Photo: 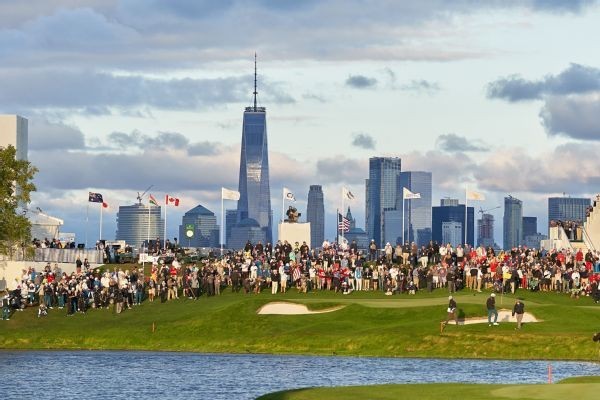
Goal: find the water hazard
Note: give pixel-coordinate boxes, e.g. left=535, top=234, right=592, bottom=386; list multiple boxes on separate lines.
left=0, top=351, right=598, bottom=399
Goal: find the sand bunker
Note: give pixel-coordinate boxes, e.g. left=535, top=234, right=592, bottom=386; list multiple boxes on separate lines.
left=446, top=309, right=540, bottom=326
left=257, top=302, right=344, bottom=315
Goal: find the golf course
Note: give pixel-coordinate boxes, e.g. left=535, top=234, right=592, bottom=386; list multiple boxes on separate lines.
left=256, top=376, right=600, bottom=400
left=1, top=273, right=598, bottom=361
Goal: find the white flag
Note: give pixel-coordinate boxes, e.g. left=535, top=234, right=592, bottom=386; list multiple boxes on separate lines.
left=403, top=187, right=421, bottom=199
left=343, top=187, right=355, bottom=200
left=222, top=187, right=240, bottom=201
left=466, top=190, right=485, bottom=201
left=283, top=187, right=296, bottom=202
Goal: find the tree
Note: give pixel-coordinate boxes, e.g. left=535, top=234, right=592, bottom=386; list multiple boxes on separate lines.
left=0, top=145, right=37, bottom=258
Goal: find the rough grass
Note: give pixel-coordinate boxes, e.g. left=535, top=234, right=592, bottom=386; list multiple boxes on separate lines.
left=0, top=287, right=598, bottom=360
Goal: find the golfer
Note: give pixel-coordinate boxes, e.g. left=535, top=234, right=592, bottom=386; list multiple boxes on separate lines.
left=487, top=293, right=499, bottom=326
left=512, top=299, right=525, bottom=330
left=444, top=295, right=458, bottom=326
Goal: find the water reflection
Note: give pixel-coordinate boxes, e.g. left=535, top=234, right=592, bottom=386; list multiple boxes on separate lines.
left=0, top=351, right=598, bottom=400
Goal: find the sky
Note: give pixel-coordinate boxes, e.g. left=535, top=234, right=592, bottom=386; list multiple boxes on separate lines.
left=2, top=0, right=600, bottom=247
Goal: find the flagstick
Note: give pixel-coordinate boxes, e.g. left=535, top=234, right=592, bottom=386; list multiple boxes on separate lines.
left=402, top=195, right=405, bottom=245
left=282, top=187, right=285, bottom=223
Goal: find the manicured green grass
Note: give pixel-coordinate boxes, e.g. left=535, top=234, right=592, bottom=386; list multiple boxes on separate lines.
left=1, top=286, right=598, bottom=360
left=256, top=377, right=600, bottom=400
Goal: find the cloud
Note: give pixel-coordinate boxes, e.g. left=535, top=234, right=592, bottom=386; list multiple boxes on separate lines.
left=540, top=94, right=600, bottom=140
left=487, top=63, right=600, bottom=102
left=29, top=119, right=86, bottom=150
left=435, top=133, right=488, bottom=153
left=398, top=79, right=441, bottom=94
left=0, top=69, right=295, bottom=113
left=315, top=157, right=368, bottom=184
left=351, top=133, right=376, bottom=149
left=345, top=75, right=377, bottom=89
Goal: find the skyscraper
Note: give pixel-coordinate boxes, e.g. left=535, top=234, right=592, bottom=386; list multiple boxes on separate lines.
left=306, top=185, right=324, bottom=248
left=399, top=171, right=432, bottom=246
left=432, top=200, right=474, bottom=245
left=366, top=157, right=401, bottom=247
left=0, top=115, right=28, bottom=161
left=477, top=213, right=495, bottom=247
left=116, top=203, right=163, bottom=249
left=178, top=204, right=220, bottom=248
left=235, top=54, right=272, bottom=245
left=522, top=216, right=537, bottom=238
left=503, top=196, right=523, bottom=249
left=548, top=197, right=590, bottom=226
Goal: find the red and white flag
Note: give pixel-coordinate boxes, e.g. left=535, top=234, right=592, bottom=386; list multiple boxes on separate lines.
left=166, top=195, right=180, bottom=206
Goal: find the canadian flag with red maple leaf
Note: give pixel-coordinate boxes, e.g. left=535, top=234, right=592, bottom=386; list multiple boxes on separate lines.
left=165, top=194, right=180, bottom=206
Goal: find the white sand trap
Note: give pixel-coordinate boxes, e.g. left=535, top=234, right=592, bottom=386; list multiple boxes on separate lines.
left=446, top=309, right=540, bottom=325
left=257, top=302, right=344, bottom=315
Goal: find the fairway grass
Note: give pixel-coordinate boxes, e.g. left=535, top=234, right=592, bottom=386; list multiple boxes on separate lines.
left=256, top=377, right=600, bottom=400
left=1, top=288, right=599, bottom=360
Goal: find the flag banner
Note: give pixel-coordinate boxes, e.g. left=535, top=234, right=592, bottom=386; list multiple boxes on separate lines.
left=149, top=194, right=159, bottom=206
left=338, top=213, right=350, bottom=232
left=466, top=190, right=485, bottom=201
left=102, top=202, right=108, bottom=209
left=222, top=187, right=240, bottom=201
left=403, top=187, right=421, bottom=199
left=88, top=192, right=103, bottom=203
left=283, top=187, right=296, bottom=202
left=343, top=187, right=355, bottom=200
left=166, top=194, right=180, bottom=206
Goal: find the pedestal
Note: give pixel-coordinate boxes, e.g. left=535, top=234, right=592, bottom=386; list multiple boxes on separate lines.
left=278, top=222, right=311, bottom=249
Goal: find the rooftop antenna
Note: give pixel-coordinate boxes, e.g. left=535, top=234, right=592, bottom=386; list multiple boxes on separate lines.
left=253, top=52, right=258, bottom=111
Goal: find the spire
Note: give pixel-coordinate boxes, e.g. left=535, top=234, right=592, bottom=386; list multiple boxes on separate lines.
left=253, top=52, right=258, bottom=111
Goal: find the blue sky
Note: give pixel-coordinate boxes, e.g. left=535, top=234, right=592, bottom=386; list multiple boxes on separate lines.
left=2, top=0, right=600, bottom=246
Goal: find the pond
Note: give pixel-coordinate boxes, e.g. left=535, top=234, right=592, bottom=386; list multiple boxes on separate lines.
left=0, top=351, right=598, bottom=399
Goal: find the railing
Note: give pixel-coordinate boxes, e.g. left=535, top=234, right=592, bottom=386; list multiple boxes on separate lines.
left=555, top=225, right=574, bottom=251
left=581, top=225, right=597, bottom=253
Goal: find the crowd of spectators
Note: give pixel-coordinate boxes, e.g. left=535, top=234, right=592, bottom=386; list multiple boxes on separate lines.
left=3, top=239, right=600, bottom=321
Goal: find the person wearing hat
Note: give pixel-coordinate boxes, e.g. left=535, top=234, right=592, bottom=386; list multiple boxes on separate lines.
left=487, top=293, right=499, bottom=326
left=444, top=295, right=458, bottom=326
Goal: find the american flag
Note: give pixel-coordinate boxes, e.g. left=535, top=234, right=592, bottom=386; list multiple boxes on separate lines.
left=338, top=213, right=350, bottom=233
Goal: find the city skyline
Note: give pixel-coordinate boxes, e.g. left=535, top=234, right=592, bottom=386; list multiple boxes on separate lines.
left=1, top=2, right=600, bottom=247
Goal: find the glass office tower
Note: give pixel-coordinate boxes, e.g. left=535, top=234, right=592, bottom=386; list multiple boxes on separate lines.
left=366, top=157, right=402, bottom=248
left=399, top=171, right=432, bottom=246
left=306, top=185, right=325, bottom=248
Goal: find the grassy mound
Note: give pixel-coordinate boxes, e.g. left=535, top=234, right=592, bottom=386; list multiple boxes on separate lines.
left=0, top=288, right=598, bottom=360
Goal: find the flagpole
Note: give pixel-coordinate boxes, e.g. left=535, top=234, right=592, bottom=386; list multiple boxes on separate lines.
left=164, top=196, right=167, bottom=251
left=341, top=188, right=345, bottom=242
left=99, top=203, right=103, bottom=241
left=85, top=202, right=89, bottom=249
left=282, top=187, right=285, bottom=223
left=464, top=186, right=468, bottom=246
left=221, top=190, right=224, bottom=256
left=402, top=195, right=405, bottom=245
left=336, top=208, right=339, bottom=245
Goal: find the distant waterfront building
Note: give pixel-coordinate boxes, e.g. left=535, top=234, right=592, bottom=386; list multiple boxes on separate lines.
left=0, top=114, right=28, bottom=161
left=524, top=233, right=547, bottom=249
left=503, top=196, right=523, bottom=249
left=399, top=171, right=432, bottom=246
left=442, top=221, right=462, bottom=248
left=306, top=185, right=325, bottom=248
left=432, top=199, right=474, bottom=246
left=228, top=218, right=267, bottom=251
left=477, top=213, right=495, bottom=247
left=116, top=203, right=163, bottom=249
left=235, top=55, right=273, bottom=244
left=225, top=209, right=237, bottom=248
left=344, top=207, right=370, bottom=250
left=440, top=198, right=459, bottom=207
left=548, top=197, right=590, bottom=226
left=366, top=157, right=402, bottom=247
left=178, top=204, right=220, bottom=248
left=522, top=216, right=537, bottom=238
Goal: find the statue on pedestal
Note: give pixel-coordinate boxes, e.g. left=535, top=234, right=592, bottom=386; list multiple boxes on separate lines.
left=285, top=205, right=301, bottom=223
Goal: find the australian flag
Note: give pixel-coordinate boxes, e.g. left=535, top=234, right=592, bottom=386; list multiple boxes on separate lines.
left=88, top=192, right=103, bottom=203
